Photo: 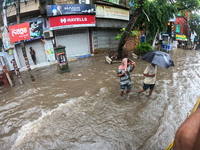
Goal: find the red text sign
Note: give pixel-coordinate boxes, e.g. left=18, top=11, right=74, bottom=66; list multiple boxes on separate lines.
left=9, top=22, right=30, bottom=43
left=49, top=15, right=95, bottom=30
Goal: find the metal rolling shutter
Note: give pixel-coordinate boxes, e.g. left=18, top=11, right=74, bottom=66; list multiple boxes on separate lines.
left=16, top=40, right=47, bottom=67
left=54, top=28, right=90, bottom=58
left=93, top=28, right=120, bottom=52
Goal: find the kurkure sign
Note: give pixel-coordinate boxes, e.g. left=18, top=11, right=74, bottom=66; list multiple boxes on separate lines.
left=9, top=22, right=30, bottom=43
left=176, top=34, right=187, bottom=41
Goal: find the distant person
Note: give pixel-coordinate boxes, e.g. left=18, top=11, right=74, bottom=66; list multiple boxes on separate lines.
left=117, top=58, right=136, bottom=96
left=53, top=5, right=63, bottom=16
left=30, top=47, right=36, bottom=65
left=138, top=63, right=157, bottom=97
left=174, top=108, right=200, bottom=150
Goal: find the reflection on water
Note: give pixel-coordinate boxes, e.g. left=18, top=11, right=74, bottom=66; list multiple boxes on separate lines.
left=1, top=48, right=200, bottom=150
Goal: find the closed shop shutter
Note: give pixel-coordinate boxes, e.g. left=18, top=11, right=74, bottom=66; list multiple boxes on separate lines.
left=16, top=40, right=47, bottom=67
left=93, top=28, right=120, bottom=52
left=54, top=28, right=90, bottom=58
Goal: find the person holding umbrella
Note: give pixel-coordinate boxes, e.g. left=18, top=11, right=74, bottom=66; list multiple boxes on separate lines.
left=138, top=50, right=174, bottom=97
left=138, top=63, right=157, bottom=97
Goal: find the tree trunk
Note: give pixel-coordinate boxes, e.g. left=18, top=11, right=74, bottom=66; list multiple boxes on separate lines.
left=16, top=0, right=35, bottom=83
left=117, top=0, right=145, bottom=59
left=20, top=41, right=35, bottom=82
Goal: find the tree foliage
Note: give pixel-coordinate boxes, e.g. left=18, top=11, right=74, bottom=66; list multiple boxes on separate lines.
left=135, top=42, right=153, bottom=56
left=188, top=13, right=200, bottom=38
left=168, top=0, right=200, bottom=11
left=131, top=0, right=177, bottom=44
left=117, top=0, right=200, bottom=57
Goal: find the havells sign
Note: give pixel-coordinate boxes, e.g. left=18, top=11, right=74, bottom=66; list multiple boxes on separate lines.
left=49, top=15, right=95, bottom=30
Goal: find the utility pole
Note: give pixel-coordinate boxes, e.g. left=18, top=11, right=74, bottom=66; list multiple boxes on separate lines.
left=16, top=0, right=35, bottom=82
left=2, top=0, right=23, bottom=85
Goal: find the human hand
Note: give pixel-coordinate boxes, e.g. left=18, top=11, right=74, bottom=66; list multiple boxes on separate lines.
left=133, top=62, right=136, bottom=67
left=131, top=61, right=136, bottom=66
left=174, top=109, right=200, bottom=150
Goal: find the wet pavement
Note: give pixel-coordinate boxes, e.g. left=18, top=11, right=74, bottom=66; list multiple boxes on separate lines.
left=1, top=48, right=200, bottom=150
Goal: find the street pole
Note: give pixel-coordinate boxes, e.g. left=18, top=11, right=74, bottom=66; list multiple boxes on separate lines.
left=2, top=0, right=23, bottom=85
left=16, top=0, right=35, bottom=82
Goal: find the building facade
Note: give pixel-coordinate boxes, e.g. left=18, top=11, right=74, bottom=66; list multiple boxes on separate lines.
left=174, top=12, right=190, bottom=42
left=2, top=0, right=130, bottom=69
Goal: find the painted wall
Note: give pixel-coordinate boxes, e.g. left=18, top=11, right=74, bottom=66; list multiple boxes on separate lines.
left=175, top=17, right=188, bottom=36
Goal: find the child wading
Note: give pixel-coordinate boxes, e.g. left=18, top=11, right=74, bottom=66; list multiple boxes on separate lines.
left=117, top=58, right=136, bottom=96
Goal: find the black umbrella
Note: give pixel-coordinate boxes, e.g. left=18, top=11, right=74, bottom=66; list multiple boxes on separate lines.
left=141, top=50, right=175, bottom=69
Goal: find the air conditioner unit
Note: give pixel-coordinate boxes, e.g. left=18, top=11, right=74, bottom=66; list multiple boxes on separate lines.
left=44, top=31, right=53, bottom=39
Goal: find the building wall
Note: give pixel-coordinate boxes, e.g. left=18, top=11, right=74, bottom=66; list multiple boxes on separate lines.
left=6, top=0, right=40, bottom=17
left=175, top=17, right=188, bottom=36
left=55, top=0, right=130, bottom=7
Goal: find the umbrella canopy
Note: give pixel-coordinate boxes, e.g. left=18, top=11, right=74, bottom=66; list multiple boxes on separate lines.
left=141, top=50, right=175, bottom=69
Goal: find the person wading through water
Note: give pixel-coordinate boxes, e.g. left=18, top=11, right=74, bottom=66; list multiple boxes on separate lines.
left=138, top=63, right=157, bottom=97
left=117, top=58, right=136, bottom=96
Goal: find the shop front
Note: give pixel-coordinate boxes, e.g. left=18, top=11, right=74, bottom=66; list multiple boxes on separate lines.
left=8, top=18, right=50, bottom=68
left=47, top=4, right=96, bottom=59
left=94, top=3, right=129, bottom=53
left=54, top=28, right=90, bottom=58
left=176, top=34, right=188, bottom=49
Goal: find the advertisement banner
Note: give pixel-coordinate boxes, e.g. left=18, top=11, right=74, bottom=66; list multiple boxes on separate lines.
left=176, top=34, right=187, bottom=41
left=44, top=39, right=55, bottom=62
left=12, top=21, right=44, bottom=45
left=46, top=4, right=96, bottom=17
left=9, top=22, right=30, bottom=43
left=49, top=15, right=95, bottom=30
left=96, top=5, right=129, bottom=21
left=30, top=21, right=43, bottom=39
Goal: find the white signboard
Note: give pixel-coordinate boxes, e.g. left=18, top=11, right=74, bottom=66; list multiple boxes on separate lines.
left=96, top=5, right=129, bottom=21
left=2, top=30, right=14, bottom=50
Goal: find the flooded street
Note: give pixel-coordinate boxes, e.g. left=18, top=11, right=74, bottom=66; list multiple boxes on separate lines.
left=1, top=48, right=200, bottom=150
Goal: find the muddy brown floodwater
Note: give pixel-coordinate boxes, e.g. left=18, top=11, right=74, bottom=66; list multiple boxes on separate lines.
left=1, top=48, right=200, bottom=150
